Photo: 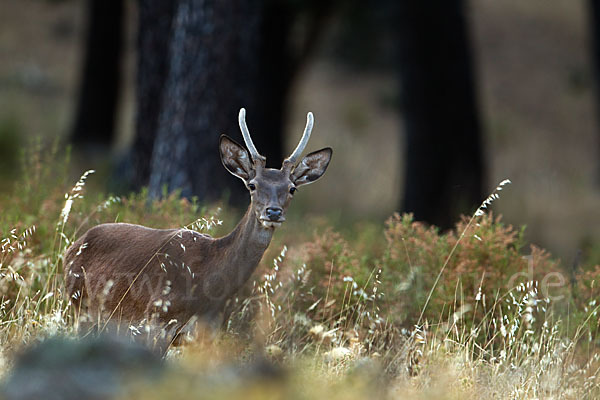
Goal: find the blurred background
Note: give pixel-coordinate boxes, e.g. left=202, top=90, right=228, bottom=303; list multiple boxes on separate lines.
left=0, top=0, right=598, bottom=261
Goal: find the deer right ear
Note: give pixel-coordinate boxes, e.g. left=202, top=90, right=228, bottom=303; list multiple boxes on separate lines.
left=219, top=135, right=254, bottom=180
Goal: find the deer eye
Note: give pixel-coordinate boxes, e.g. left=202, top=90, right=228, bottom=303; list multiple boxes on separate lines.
left=289, top=187, right=297, bottom=195
left=248, top=183, right=256, bottom=191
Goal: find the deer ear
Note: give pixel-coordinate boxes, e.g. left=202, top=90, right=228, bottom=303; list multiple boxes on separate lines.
left=220, top=135, right=254, bottom=180
left=291, top=148, right=332, bottom=187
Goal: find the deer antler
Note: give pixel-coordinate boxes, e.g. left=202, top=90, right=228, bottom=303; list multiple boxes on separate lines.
left=238, top=108, right=266, bottom=165
left=284, top=112, right=314, bottom=167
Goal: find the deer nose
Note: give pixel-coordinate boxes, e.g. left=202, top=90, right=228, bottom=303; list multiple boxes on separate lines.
left=266, top=207, right=283, bottom=221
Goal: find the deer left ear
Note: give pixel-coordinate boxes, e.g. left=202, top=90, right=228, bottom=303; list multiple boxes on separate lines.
left=291, top=148, right=332, bottom=187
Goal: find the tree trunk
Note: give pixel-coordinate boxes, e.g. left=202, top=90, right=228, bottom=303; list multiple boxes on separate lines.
left=251, top=0, right=334, bottom=166
left=129, top=0, right=332, bottom=200
left=147, top=0, right=261, bottom=201
left=128, top=0, right=177, bottom=189
left=71, top=0, right=124, bottom=149
left=588, top=0, right=600, bottom=185
left=396, top=0, right=485, bottom=230
left=248, top=2, right=294, bottom=167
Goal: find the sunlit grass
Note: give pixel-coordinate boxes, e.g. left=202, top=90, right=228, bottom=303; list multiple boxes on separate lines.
left=0, top=148, right=599, bottom=398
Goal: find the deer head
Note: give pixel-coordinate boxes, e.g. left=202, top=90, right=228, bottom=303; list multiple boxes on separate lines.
left=219, top=108, right=332, bottom=229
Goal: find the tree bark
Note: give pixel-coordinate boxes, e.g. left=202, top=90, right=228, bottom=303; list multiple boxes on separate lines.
left=248, top=1, right=293, bottom=167
left=129, top=0, right=333, bottom=200
left=396, top=0, right=485, bottom=229
left=71, top=0, right=124, bottom=149
left=129, top=0, right=177, bottom=189
left=251, top=0, right=334, bottom=167
left=588, top=0, right=600, bottom=185
left=147, top=0, right=261, bottom=201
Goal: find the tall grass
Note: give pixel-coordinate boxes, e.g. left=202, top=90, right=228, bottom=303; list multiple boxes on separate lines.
left=0, top=148, right=599, bottom=398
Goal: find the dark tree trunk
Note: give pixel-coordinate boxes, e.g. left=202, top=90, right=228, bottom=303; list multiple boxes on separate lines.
left=147, top=0, right=262, bottom=201
left=251, top=0, right=334, bottom=167
left=396, top=0, right=484, bottom=229
left=71, top=0, right=124, bottom=148
left=588, top=0, right=600, bottom=185
left=249, top=2, right=294, bottom=167
left=129, top=0, right=333, bottom=200
left=129, top=0, right=177, bottom=189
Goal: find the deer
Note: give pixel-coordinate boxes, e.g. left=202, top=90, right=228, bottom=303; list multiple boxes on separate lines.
left=64, top=108, right=332, bottom=352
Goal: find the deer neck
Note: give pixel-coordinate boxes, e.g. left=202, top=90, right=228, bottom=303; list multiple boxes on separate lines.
left=215, top=205, right=274, bottom=289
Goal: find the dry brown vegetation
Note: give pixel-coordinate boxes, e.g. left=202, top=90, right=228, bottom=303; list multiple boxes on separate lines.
left=0, top=150, right=599, bottom=399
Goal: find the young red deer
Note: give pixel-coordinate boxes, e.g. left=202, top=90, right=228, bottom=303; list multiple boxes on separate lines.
left=64, top=108, right=332, bottom=350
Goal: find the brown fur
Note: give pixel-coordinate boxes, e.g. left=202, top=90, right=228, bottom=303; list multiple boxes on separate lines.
left=64, top=207, right=272, bottom=334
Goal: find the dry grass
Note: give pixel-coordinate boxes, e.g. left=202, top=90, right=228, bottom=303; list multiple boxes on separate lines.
left=0, top=153, right=599, bottom=399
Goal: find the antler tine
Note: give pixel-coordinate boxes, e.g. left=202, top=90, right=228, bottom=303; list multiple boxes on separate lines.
left=285, top=112, right=314, bottom=166
left=239, top=108, right=266, bottom=164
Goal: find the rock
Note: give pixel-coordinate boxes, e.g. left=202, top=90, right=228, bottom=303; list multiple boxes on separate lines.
left=1, top=335, right=163, bottom=400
